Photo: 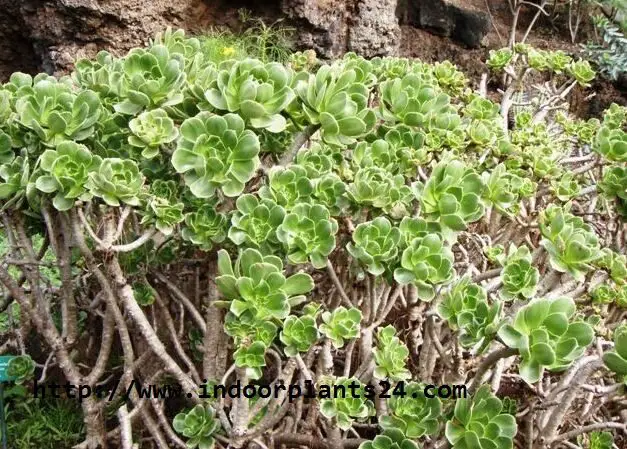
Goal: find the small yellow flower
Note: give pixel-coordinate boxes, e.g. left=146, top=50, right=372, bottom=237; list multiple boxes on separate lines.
left=222, top=47, right=236, bottom=57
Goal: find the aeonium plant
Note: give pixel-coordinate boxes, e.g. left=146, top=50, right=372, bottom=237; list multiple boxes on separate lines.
left=172, top=112, right=260, bottom=198
left=35, top=140, right=102, bottom=211
left=346, top=217, right=401, bottom=276
left=205, top=58, right=295, bottom=132
left=2, top=25, right=627, bottom=449
left=215, top=248, right=315, bottom=322
left=85, top=157, right=144, bottom=207
left=413, top=159, right=486, bottom=239
left=276, top=202, right=339, bottom=269
left=128, top=108, right=179, bottom=159
left=394, top=234, right=455, bottom=301
left=445, top=385, right=517, bottom=449
left=173, top=405, right=221, bottom=449
left=6, top=354, right=35, bottom=385
left=498, top=297, right=594, bottom=383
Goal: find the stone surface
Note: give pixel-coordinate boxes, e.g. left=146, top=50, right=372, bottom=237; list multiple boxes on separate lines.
left=0, top=0, right=226, bottom=79
left=281, top=0, right=351, bottom=59
left=281, top=0, right=402, bottom=59
left=0, top=0, right=489, bottom=81
left=349, top=0, right=400, bottom=57
left=399, top=0, right=491, bottom=48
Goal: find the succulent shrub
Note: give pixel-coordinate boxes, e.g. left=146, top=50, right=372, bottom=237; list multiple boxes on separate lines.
left=276, top=203, right=338, bottom=269
left=438, top=277, right=500, bottom=349
left=335, top=53, right=377, bottom=87
left=445, top=385, right=517, bottom=449
left=586, top=431, right=614, bottom=449
left=595, top=249, right=627, bottom=285
left=6, top=355, right=35, bottom=384
left=433, top=61, right=467, bottom=95
left=499, top=245, right=539, bottom=301
left=224, top=312, right=277, bottom=349
left=114, top=45, right=187, bottom=114
left=346, top=217, right=401, bottom=276
left=128, top=108, right=179, bottom=159
left=594, top=126, right=627, bottom=162
left=373, top=325, right=410, bottom=381
left=353, top=139, right=400, bottom=173
left=318, top=377, right=372, bottom=430
left=280, top=315, right=319, bottom=357
left=228, top=194, right=285, bottom=252
left=568, top=60, right=596, bottom=86
left=172, top=112, right=260, bottom=198
left=296, top=142, right=339, bottom=177
left=482, top=164, right=533, bottom=215
left=414, top=159, right=485, bottom=239
left=374, top=125, right=429, bottom=176
left=550, top=172, right=580, bottom=202
left=86, top=158, right=144, bottom=206
left=14, top=76, right=102, bottom=146
left=133, top=282, right=156, bottom=306
left=464, top=96, right=500, bottom=121
left=312, top=173, right=346, bottom=214
left=35, top=141, right=102, bottom=211
left=216, top=248, right=314, bottom=322
left=142, top=194, right=185, bottom=235
left=287, top=50, right=318, bottom=72
left=3, top=27, right=627, bottom=449
left=380, top=383, right=442, bottom=438
left=293, top=64, right=376, bottom=146
left=394, top=234, right=455, bottom=301
left=379, top=74, right=458, bottom=130
left=173, top=405, right=221, bottom=449
left=359, top=429, right=419, bottom=449
left=602, top=324, right=627, bottom=376
left=205, top=59, right=295, bottom=132
left=539, top=205, right=601, bottom=281
left=398, top=216, right=441, bottom=246
left=0, top=152, right=31, bottom=207
left=498, top=297, right=594, bottom=383
left=319, top=306, right=362, bottom=348
left=181, top=204, right=227, bottom=250
left=486, top=48, right=514, bottom=71
left=258, top=165, right=313, bottom=209
left=591, top=283, right=614, bottom=305
left=599, top=165, right=627, bottom=206
left=347, top=167, right=413, bottom=218
left=233, top=340, right=267, bottom=379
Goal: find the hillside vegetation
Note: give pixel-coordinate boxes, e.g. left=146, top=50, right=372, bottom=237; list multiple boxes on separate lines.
left=0, top=26, right=625, bottom=449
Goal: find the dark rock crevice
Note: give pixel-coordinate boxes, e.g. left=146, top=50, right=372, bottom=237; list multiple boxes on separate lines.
left=398, top=0, right=491, bottom=48
left=0, top=0, right=492, bottom=82
left=0, top=0, right=40, bottom=81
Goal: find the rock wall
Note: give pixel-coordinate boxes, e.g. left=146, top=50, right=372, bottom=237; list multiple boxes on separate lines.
left=0, top=0, right=490, bottom=80
left=398, top=0, right=491, bottom=48
left=282, top=0, right=401, bottom=59
left=0, top=0, right=229, bottom=79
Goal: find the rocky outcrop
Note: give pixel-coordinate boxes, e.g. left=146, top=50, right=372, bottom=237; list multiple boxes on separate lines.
left=350, top=0, right=400, bottom=57
left=1, top=0, right=401, bottom=77
left=399, top=0, right=491, bottom=48
left=0, top=0, right=490, bottom=81
left=0, top=0, right=228, bottom=78
left=281, top=0, right=400, bottom=59
left=281, top=0, right=351, bottom=58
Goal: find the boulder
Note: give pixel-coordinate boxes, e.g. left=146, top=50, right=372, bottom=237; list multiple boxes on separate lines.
left=281, top=0, right=401, bottom=58
left=399, top=0, right=491, bottom=48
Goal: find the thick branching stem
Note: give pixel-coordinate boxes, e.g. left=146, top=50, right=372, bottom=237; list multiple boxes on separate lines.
left=278, top=124, right=319, bottom=166
left=468, top=347, right=518, bottom=394
left=540, top=358, right=605, bottom=443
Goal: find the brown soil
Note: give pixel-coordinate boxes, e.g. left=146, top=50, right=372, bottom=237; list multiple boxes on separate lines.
left=399, top=0, right=627, bottom=116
